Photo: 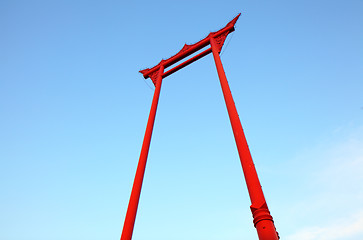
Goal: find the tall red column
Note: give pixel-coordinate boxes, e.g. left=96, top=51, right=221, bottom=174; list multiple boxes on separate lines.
left=120, top=66, right=164, bottom=240
left=210, top=37, right=279, bottom=240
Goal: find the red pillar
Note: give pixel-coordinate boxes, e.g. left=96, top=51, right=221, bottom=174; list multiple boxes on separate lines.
left=120, top=66, right=164, bottom=240
left=210, top=37, right=279, bottom=240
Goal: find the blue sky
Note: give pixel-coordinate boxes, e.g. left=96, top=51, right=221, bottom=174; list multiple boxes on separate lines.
left=1, top=1, right=362, bottom=240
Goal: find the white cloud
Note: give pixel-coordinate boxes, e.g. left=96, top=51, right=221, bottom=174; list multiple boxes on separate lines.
left=282, top=125, right=363, bottom=240
left=286, top=211, right=363, bottom=240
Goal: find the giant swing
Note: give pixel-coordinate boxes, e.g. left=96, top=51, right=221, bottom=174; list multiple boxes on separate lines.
left=120, top=14, right=279, bottom=240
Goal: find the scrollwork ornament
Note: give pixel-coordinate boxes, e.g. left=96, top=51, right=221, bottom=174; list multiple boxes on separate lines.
left=213, top=31, right=229, bottom=53
left=149, top=71, right=159, bottom=86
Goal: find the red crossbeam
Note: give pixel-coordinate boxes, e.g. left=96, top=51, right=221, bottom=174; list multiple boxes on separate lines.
left=140, top=13, right=241, bottom=85
left=162, top=47, right=212, bottom=78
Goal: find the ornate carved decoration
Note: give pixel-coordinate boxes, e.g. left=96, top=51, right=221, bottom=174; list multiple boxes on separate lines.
left=139, top=13, right=241, bottom=83
left=148, top=70, right=159, bottom=85
left=140, top=68, right=159, bottom=86
left=213, top=31, right=229, bottom=53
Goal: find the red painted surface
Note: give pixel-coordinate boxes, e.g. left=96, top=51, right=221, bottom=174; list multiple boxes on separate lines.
left=210, top=37, right=279, bottom=240
left=121, top=13, right=279, bottom=240
left=140, top=13, right=241, bottom=84
left=120, top=66, right=164, bottom=240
